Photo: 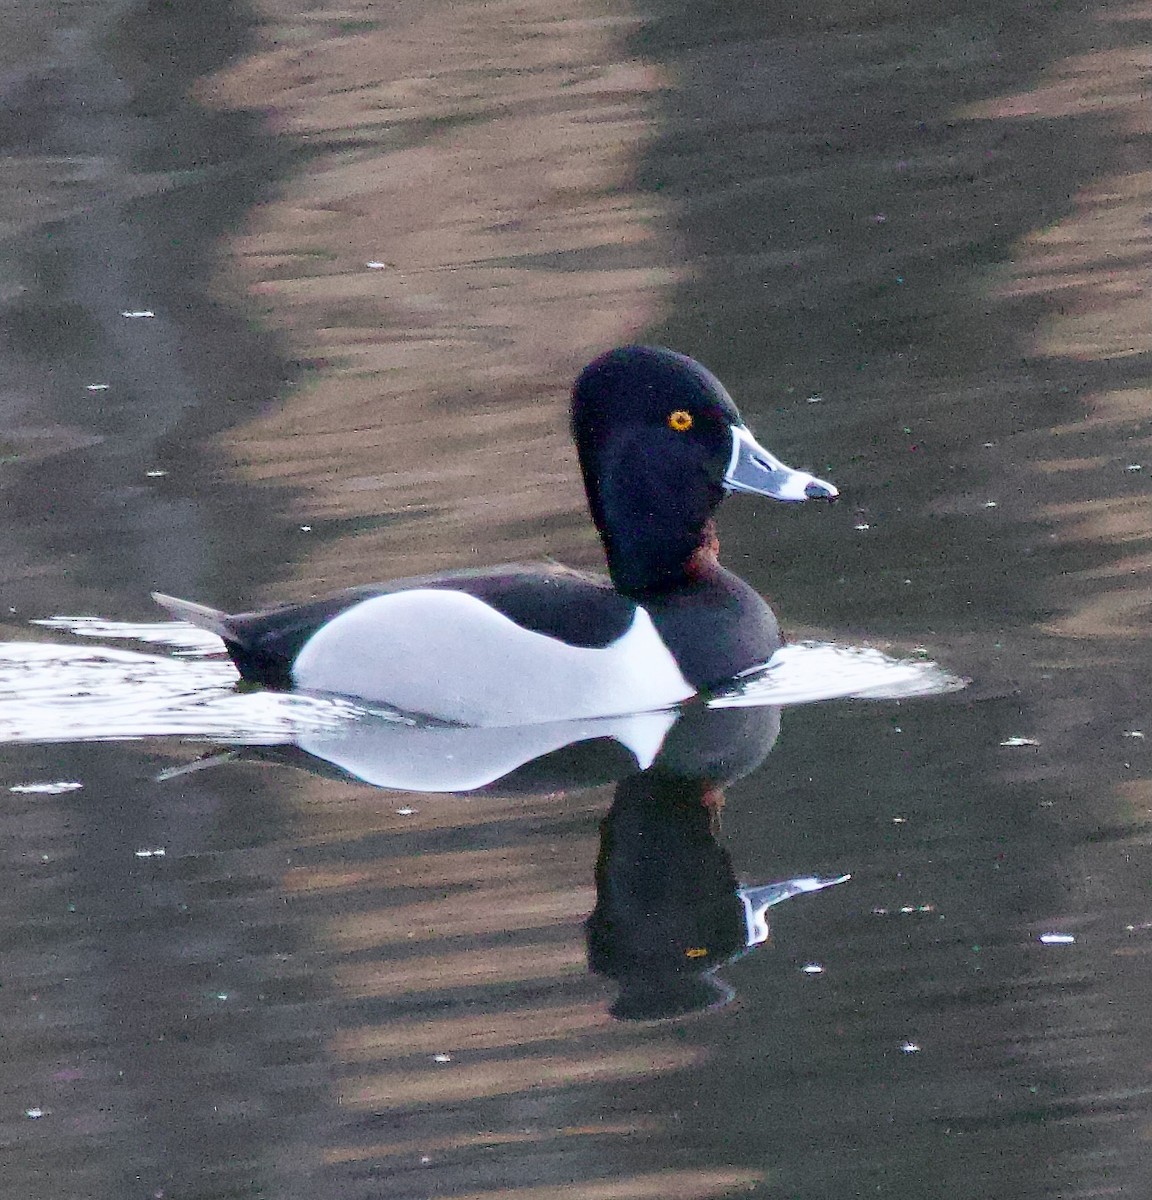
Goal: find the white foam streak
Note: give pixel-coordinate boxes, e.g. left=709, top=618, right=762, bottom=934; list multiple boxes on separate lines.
left=0, top=642, right=354, bottom=745
left=0, top=619, right=964, bottom=750
left=710, top=641, right=966, bottom=708
left=33, top=616, right=225, bottom=656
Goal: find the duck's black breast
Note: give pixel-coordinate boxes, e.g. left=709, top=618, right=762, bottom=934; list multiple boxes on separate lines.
left=642, top=566, right=781, bottom=691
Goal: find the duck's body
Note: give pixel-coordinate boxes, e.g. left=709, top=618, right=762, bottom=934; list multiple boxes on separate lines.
left=155, top=559, right=778, bottom=726
left=154, top=346, right=835, bottom=726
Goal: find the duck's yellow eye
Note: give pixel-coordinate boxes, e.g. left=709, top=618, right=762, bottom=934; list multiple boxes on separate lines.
left=668, top=410, right=693, bottom=432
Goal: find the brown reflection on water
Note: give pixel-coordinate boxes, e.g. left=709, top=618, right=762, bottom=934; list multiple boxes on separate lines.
left=333, top=1004, right=610, bottom=1059
left=191, top=15, right=739, bottom=1186
left=412, top=1172, right=762, bottom=1200
left=277, top=779, right=746, bottom=1192
left=927, top=13, right=1152, bottom=1194
left=964, top=9, right=1152, bottom=647
left=201, top=0, right=678, bottom=594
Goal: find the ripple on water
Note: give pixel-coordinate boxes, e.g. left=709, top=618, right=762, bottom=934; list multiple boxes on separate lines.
left=1, top=618, right=965, bottom=750
left=710, top=640, right=967, bottom=708
left=0, top=636, right=357, bottom=745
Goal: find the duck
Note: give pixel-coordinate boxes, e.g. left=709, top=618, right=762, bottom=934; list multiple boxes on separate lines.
left=152, top=345, right=837, bottom=727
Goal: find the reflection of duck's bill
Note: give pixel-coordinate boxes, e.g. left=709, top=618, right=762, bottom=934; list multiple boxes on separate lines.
left=156, top=750, right=240, bottom=781
left=602, top=874, right=848, bottom=1021
left=724, top=424, right=838, bottom=502
left=740, top=874, right=851, bottom=947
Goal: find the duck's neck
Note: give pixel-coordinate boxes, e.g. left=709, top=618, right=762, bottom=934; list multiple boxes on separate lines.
left=684, top=519, right=721, bottom=583
left=580, top=432, right=724, bottom=595
left=603, top=517, right=722, bottom=596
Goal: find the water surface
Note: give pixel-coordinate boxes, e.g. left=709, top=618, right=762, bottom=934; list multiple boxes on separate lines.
left=2, top=1, right=1152, bottom=1198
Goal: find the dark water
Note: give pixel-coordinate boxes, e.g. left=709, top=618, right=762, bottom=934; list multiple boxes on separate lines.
left=2, top=1, right=1152, bottom=1198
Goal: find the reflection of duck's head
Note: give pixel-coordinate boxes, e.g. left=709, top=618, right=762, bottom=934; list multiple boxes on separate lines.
left=586, top=765, right=849, bottom=1022
left=586, top=772, right=746, bottom=1020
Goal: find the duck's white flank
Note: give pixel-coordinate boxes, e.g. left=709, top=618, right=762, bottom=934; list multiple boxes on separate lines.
left=290, top=588, right=694, bottom=725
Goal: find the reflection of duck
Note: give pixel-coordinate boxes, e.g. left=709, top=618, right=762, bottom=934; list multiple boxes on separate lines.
left=153, top=346, right=835, bottom=725
left=188, top=689, right=784, bottom=795
left=587, top=770, right=848, bottom=1021
left=167, top=680, right=844, bottom=1022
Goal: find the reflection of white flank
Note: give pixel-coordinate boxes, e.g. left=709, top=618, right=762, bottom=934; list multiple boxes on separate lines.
left=295, top=709, right=679, bottom=792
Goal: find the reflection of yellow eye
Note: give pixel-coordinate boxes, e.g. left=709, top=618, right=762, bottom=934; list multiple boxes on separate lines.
left=685, top=947, right=709, bottom=959
left=668, top=410, right=693, bottom=432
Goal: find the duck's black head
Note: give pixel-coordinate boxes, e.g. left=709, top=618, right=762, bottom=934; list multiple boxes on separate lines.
left=571, top=345, right=836, bottom=595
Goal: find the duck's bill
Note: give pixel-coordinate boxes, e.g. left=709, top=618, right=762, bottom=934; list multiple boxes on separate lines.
left=724, top=425, right=838, bottom=502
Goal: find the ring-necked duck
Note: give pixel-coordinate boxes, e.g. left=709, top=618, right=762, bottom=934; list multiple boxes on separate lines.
left=153, top=345, right=837, bottom=725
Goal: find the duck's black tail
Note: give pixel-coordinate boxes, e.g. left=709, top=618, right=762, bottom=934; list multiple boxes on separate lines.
left=151, top=591, right=297, bottom=688
left=151, top=592, right=236, bottom=641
